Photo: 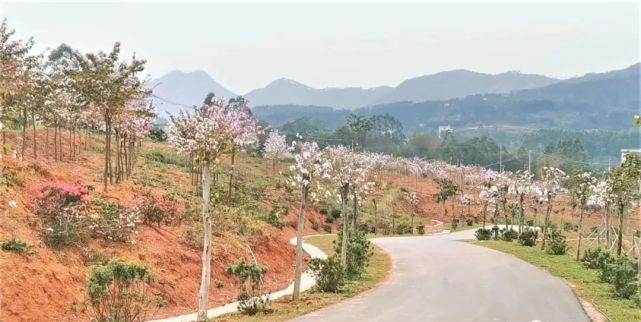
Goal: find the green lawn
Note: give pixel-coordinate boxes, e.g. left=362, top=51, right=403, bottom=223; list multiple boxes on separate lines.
left=216, top=234, right=391, bottom=321
left=467, top=240, right=641, bottom=322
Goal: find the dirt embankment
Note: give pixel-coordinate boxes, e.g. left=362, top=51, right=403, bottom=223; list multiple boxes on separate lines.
left=0, top=132, right=323, bottom=322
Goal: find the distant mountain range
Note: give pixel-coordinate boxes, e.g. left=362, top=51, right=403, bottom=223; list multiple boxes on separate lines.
left=150, top=68, right=560, bottom=114
left=252, top=63, right=641, bottom=131
left=149, top=70, right=237, bottom=116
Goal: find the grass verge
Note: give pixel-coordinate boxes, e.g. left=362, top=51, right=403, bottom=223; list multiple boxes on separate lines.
left=467, top=240, right=640, bottom=322
left=215, top=234, right=391, bottom=321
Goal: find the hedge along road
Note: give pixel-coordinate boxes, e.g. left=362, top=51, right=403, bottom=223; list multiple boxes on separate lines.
left=292, top=228, right=590, bottom=322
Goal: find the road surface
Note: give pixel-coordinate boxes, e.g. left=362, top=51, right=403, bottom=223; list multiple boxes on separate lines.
left=292, top=228, right=589, bottom=322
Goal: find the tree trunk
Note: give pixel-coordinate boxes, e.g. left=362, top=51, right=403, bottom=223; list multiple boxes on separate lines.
left=541, top=202, right=552, bottom=250
left=340, top=188, right=348, bottom=267
left=45, top=127, right=49, bottom=159
left=197, top=162, right=213, bottom=321
left=31, top=110, right=36, bottom=159
left=518, top=193, right=524, bottom=234
left=576, top=207, right=584, bottom=261
left=54, top=125, right=58, bottom=160
left=228, top=145, right=236, bottom=201
left=411, top=213, right=415, bottom=234
left=616, top=204, right=624, bottom=256
left=605, top=205, right=610, bottom=247
left=292, top=187, right=308, bottom=301
left=373, top=199, right=379, bottom=235
left=352, top=191, right=358, bottom=234
left=104, top=118, right=111, bottom=192
left=21, top=106, right=27, bottom=158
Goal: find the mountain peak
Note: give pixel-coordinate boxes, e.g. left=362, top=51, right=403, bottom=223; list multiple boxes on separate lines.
left=266, top=78, right=311, bottom=89
left=150, top=69, right=237, bottom=115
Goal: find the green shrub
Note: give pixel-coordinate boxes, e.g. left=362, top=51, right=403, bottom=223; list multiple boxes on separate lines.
left=225, top=258, right=270, bottom=315
left=582, top=248, right=615, bottom=270
left=311, top=219, right=320, bottom=231
left=143, top=150, right=187, bottom=167
left=518, top=229, right=538, bottom=247
left=1, top=239, right=36, bottom=256
left=309, top=255, right=344, bottom=292
left=491, top=225, right=501, bottom=240
left=182, top=225, right=203, bottom=250
left=526, top=219, right=534, bottom=227
left=600, top=256, right=639, bottom=298
left=89, top=198, right=140, bottom=243
left=322, top=223, right=332, bottom=233
left=546, top=230, right=569, bottom=255
left=41, top=204, right=88, bottom=248
left=261, top=209, right=284, bottom=229
left=563, top=222, right=578, bottom=232
left=451, top=217, right=459, bottom=231
left=148, top=128, right=167, bottom=142
left=319, top=208, right=328, bottom=216
left=634, top=288, right=641, bottom=308
left=330, top=208, right=341, bottom=219
left=335, top=227, right=373, bottom=279
left=475, top=228, right=492, bottom=240
left=500, top=228, right=518, bottom=242
left=324, top=214, right=335, bottom=224
left=87, top=259, right=163, bottom=322
left=465, top=217, right=474, bottom=226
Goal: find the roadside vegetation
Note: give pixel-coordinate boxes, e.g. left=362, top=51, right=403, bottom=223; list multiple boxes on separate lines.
left=469, top=240, right=641, bottom=322
left=216, top=234, right=391, bottom=322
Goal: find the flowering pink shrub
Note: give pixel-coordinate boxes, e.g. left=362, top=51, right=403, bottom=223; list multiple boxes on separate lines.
left=31, top=181, right=89, bottom=215
left=30, top=181, right=90, bottom=248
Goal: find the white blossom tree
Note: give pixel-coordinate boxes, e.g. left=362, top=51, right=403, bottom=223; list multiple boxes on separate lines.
left=224, top=96, right=259, bottom=200
left=508, top=170, right=533, bottom=234
left=288, top=140, right=331, bottom=300
left=263, top=129, right=289, bottom=173
left=538, top=167, right=567, bottom=251
left=168, top=99, right=237, bottom=321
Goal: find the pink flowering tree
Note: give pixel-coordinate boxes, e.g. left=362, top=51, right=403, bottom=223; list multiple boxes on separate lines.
left=224, top=96, right=260, bottom=200
left=508, top=170, right=533, bottom=234
left=538, top=167, right=567, bottom=250
left=168, top=100, right=236, bottom=321
left=288, top=140, right=332, bottom=300
left=587, top=179, right=613, bottom=246
left=326, top=145, right=361, bottom=265
left=263, top=129, right=289, bottom=174
left=478, top=183, right=498, bottom=229
left=112, top=97, right=155, bottom=182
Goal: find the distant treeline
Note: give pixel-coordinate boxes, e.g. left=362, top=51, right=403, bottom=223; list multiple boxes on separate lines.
left=273, top=114, right=639, bottom=174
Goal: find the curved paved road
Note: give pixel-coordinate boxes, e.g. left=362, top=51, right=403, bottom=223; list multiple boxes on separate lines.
left=292, top=229, right=589, bottom=322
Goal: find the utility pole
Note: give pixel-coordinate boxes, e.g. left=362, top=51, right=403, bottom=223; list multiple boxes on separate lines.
left=528, top=150, right=532, bottom=174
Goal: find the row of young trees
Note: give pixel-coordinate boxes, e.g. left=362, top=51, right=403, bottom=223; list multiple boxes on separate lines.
left=0, top=20, right=154, bottom=191
left=170, top=96, right=640, bottom=320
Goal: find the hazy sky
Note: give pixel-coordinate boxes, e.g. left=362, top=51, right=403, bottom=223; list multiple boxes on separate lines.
left=1, top=2, right=639, bottom=93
